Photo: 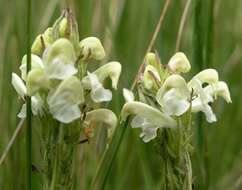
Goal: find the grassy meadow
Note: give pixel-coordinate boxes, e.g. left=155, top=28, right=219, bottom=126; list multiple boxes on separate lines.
left=0, top=0, right=242, bottom=189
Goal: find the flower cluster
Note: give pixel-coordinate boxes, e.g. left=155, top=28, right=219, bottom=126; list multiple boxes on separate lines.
left=12, top=10, right=121, bottom=138
left=121, top=52, right=231, bottom=142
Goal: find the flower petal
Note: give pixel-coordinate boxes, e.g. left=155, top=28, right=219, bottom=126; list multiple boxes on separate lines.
left=43, top=38, right=77, bottom=80
left=191, top=97, right=217, bottom=123
left=168, top=52, right=191, bottom=73
left=18, top=103, right=26, bottom=118
left=12, top=73, right=27, bottom=97
left=79, top=37, right=105, bottom=60
left=121, top=101, right=177, bottom=128
left=84, top=109, right=117, bottom=137
left=131, top=115, right=159, bottom=143
left=204, top=81, right=232, bottom=103
left=26, top=68, right=49, bottom=95
left=44, top=58, right=77, bottom=80
left=87, top=72, right=112, bottom=102
left=82, top=62, right=122, bottom=90
left=47, top=76, right=84, bottom=123
left=161, top=89, right=190, bottom=116
left=51, top=104, right=81, bottom=124
left=123, top=88, right=134, bottom=102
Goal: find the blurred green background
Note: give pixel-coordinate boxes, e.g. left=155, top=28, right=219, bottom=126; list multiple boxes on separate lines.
left=0, top=0, right=242, bottom=189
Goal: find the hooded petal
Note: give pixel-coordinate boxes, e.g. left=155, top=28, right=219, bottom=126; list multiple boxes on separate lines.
left=188, top=69, right=219, bottom=88
left=156, top=74, right=190, bottom=98
left=121, top=101, right=176, bottom=128
left=12, top=73, right=27, bottom=97
left=168, top=52, right=191, bottom=73
left=84, top=109, right=117, bottom=137
left=82, top=61, right=122, bottom=90
left=204, top=81, right=232, bottom=103
left=79, top=37, right=105, bottom=60
left=87, top=72, right=112, bottom=102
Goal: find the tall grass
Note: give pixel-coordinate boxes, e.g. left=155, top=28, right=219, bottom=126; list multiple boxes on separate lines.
left=0, top=0, right=242, bottom=189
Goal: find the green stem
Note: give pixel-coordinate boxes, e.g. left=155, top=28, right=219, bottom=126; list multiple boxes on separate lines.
left=90, top=118, right=130, bottom=190
left=26, top=0, right=32, bottom=189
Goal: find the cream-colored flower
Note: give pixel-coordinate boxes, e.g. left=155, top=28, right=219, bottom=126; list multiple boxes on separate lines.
left=168, top=52, right=191, bottom=73
left=79, top=37, right=105, bottom=60
left=84, top=109, right=117, bottom=138
left=121, top=101, right=176, bottom=142
left=156, top=74, right=190, bottom=116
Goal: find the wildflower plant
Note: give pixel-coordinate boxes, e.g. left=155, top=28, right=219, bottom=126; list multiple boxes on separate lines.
left=11, top=9, right=121, bottom=189
left=121, top=52, right=231, bottom=189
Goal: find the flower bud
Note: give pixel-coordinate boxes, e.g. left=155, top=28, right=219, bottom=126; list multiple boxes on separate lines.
left=31, top=35, right=43, bottom=56
left=143, top=65, right=160, bottom=90
left=31, top=28, right=54, bottom=56
left=79, top=37, right=105, bottom=60
left=52, top=9, right=80, bottom=50
left=168, top=52, right=191, bottom=73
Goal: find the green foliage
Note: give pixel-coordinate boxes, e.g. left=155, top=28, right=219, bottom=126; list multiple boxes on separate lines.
left=0, top=0, right=242, bottom=189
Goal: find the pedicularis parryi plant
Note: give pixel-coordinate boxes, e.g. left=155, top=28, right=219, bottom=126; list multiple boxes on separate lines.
left=121, top=52, right=231, bottom=189
left=11, top=9, right=231, bottom=190
left=12, top=10, right=121, bottom=189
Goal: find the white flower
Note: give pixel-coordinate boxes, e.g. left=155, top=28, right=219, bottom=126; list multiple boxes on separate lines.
left=191, top=81, right=232, bottom=123
left=17, top=95, right=44, bottom=118
left=121, top=101, right=176, bottom=142
left=168, top=52, right=191, bottom=73
left=43, top=38, right=77, bottom=80
left=19, top=54, right=44, bottom=81
left=123, top=88, right=134, bottom=102
left=47, top=76, right=84, bottom=123
left=79, top=37, right=105, bottom=60
left=12, top=73, right=27, bottom=98
left=82, top=61, right=122, bottom=90
left=87, top=72, right=112, bottom=102
left=84, top=109, right=117, bottom=138
left=156, top=74, right=190, bottom=116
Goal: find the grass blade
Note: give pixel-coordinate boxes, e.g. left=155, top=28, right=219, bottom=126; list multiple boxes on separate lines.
left=26, top=0, right=32, bottom=189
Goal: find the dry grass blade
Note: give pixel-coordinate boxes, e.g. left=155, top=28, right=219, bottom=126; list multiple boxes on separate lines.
left=0, top=119, right=25, bottom=166
left=175, top=0, right=192, bottom=52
